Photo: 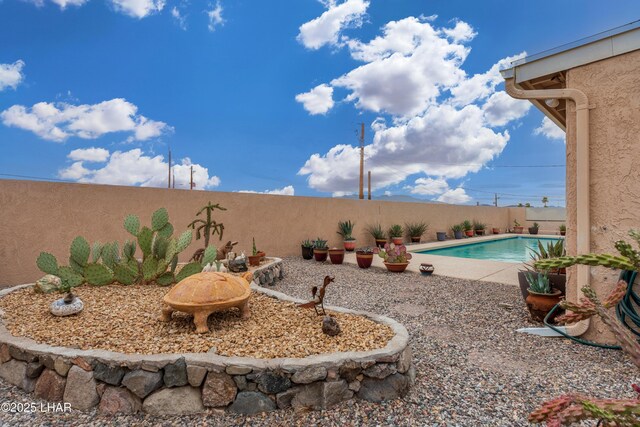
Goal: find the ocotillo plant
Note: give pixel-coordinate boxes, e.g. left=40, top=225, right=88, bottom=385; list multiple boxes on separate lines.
left=188, top=202, right=226, bottom=262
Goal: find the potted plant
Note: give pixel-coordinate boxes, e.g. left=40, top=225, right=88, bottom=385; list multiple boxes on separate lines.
left=462, top=220, right=473, bottom=237
left=337, top=220, right=356, bottom=251
left=513, top=219, right=524, bottom=234
left=406, top=222, right=428, bottom=243
left=355, top=247, right=374, bottom=269
left=492, top=227, right=500, bottom=234
left=248, top=237, right=261, bottom=267
left=313, top=238, right=328, bottom=262
left=366, top=223, right=387, bottom=248
left=389, top=224, right=404, bottom=245
left=373, top=243, right=412, bottom=273
left=524, top=271, right=562, bottom=322
left=518, top=239, right=566, bottom=301
left=452, top=224, right=464, bottom=239
left=559, top=224, right=566, bottom=236
left=529, top=222, right=540, bottom=235
left=328, top=247, right=345, bottom=264
left=301, top=239, right=314, bottom=260
left=436, top=231, right=447, bottom=241
left=473, top=220, right=486, bottom=236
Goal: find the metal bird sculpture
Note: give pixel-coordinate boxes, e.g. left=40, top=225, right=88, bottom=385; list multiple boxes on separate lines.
left=298, top=276, right=334, bottom=316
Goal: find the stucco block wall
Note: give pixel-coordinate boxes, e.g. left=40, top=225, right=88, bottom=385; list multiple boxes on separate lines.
left=566, top=49, right=640, bottom=343
left=0, top=180, right=519, bottom=286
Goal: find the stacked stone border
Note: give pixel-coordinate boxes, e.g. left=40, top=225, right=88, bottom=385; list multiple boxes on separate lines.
left=252, top=257, right=284, bottom=287
left=0, top=282, right=413, bottom=415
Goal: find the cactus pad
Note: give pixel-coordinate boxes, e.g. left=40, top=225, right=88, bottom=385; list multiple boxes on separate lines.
left=201, top=246, right=217, bottom=267
left=57, top=266, right=84, bottom=288
left=137, top=227, right=153, bottom=256
left=157, top=222, right=174, bottom=239
left=153, top=236, right=169, bottom=259
left=175, top=261, right=203, bottom=283
left=123, top=240, right=136, bottom=260
left=156, top=272, right=175, bottom=286
left=176, top=230, right=193, bottom=253
left=113, top=263, right=136, bottom=285
left=36, top=252, right=59, bottom=276
left=151, top=208, right=169, bottom=231
left=84, top=263, right=115, bottom=286
left=124, top=214, right=140, bottom=236
left=142, top=257, right=159, bottom=281
left=70, top=236, right=90, bottom=267
left=92, top=242, right=103, bottom=263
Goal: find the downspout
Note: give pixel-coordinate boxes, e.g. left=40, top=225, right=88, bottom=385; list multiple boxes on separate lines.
left=505, top=77, right=590, bottom=337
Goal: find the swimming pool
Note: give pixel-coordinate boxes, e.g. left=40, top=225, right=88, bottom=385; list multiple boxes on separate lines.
left=414, top=236, right=563, bottom=263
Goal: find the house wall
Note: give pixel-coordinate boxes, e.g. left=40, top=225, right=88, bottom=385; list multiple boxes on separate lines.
left=0, top=179, right=521, bottom=286
left=565, top=48, right=640, bottom=343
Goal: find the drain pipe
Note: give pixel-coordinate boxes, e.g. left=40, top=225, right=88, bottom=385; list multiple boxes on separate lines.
left=505, top=78, right=591, bottom=338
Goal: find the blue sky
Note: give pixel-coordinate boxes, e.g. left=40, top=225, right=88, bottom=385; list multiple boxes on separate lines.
left=0, top=0, right=637, bottom=206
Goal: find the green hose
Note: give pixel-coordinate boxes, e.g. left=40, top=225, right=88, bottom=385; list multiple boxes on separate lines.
left=542, top=270, right=638, bottom=350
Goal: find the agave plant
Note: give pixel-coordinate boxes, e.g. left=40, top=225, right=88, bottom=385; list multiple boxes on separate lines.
left=366, top=223, right=386, bottom=240
left=524, top=271, right=552, bottom=294
left=388, top=224, right=403, bottom=238
left=405, top=222, right=428, bottom=238
left=337, top=220, right=355, bottom=241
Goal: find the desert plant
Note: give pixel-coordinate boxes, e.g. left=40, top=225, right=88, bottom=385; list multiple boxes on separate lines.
left=514, top=219, right=521, bottom=227
left=451, top=223, right=464, bottom=232
left=542, top=196, right=549, bottom=207
left=337, top=220, right=355, bottom=241
left=472, top=220, right=486, bottom=231
left=188, top=202, right=226, bottom=262
left=524, top=271, right=552, bottom=294
left=462, top=220, right=472, bottom=232
left=388, top=224, right=403, bottom=238
left=406, top=222, right=428, bottom=238
left=366, top=223, right=386, bottom=240
left=313, top=238, right=328, bottom=249
left=373, top=243, right=412, bottom=264
left=355, top=247, right=374, bottom=254
left=559, top=224, right=566, bottom=232
left=531, top=239, right=566, bottom=262
left=301, top=239, right=313, bottom=248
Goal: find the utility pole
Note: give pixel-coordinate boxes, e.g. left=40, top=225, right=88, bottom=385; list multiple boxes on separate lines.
left=167, top=148, right=172, bottom=188
left=190, top=166, right=195, bottom=190
left=494, top=193, right=500, bottom=207
left=359, top=122, right=364, bottom=199
left=172, top=170, right=175, bottom=189
left=367, top=170, right=371, bottom=200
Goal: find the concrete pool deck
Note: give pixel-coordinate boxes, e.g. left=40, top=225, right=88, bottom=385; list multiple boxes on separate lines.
left=343, top=233, right=562, bottom=286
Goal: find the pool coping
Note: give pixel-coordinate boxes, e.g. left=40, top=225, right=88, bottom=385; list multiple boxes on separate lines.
left=344, top=234, right=563, bottom=286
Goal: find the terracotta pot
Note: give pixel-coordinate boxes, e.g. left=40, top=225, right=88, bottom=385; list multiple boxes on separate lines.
left=391, top=237, right=403, bottom=245
left=248, top=255, right=261, bottom=267
left=343, top=240, right=357, bottom=251
left=464, top=230, right=474, bottom=237
left=518, top=271, right=566, bottom=301
left=410, top=236, right=421, bottom=243
left=560, top=231, right=566, bottom=236
left=301, top=246, right=314, bottom=260
left=375, top=239, right=387, bottom=248
left=513, top=226, right=524, bottom=234
left=356, top=252, right=373, bottom=268
left=492, top=228, right=500, bottom=234
left=328, top=248, right=345, bottom=264
left=384, top=262, right=409, bottom=273
left=528, top=227, right=539, bottom=235
left=526, top=288, right=563, bottom=322
left=313, top=248, right=328, bottom=262
left=436, top=232, right=447, bottom=241
left=475, top=229, right=485, bottom=236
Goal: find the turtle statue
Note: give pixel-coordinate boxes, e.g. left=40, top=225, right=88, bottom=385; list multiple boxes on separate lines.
left=160, top=271, right=253, bottom=333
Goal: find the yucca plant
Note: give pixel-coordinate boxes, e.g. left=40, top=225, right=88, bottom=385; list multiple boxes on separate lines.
left=366, top=223, right=386, bottom=240
left=472, top=220, right=486, bottom=231
left=337, top=220, right=355, bottom=241
left=406, top=222, right=428, bottom=238
left=388, top=224, right=403, bottom=238
left=462, top=220, right=473, bottom=232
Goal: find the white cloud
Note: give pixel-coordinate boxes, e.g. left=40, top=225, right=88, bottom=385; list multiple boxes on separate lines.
left=408, top=177, right=449, bottom=195
left=68, top=147, right=110, bottom=162
left=534, top=116, right=565, bottom=141
left=51, top=0, right=89, bottom=8
left=295, top=84, right=334, bottom=115
left=110, top=0, right=165, bottom=18
left=442, top=20, right=476, bottom=43
left=436, top=187, right=471, bottom=204
left=171, top=7, right=187, bottom=30
left=482, top=91, right=531, bottom=127
left=297, top=0, right=369, bottom=50
left=238, top=185, right=295, bottom=196
left=0, top=60, right=26, bottom=91
left=0, top=98, right=172, bottom=142
left=206, top=1, right=224, bottom=32
left=59, top=148, right=221, bottom=189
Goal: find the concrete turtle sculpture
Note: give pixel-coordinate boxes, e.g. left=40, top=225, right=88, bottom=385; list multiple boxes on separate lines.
left=160, top=271, right=253, bottom=333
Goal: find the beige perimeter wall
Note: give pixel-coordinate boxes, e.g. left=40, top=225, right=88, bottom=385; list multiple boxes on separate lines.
left=0, top=179, right=519, bottom=286
left=565, top=49, right=640, bottom=343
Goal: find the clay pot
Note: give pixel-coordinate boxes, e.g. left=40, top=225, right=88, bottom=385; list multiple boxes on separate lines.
left=313, top=248, right=328, bottom=262
left=391, top=237, right=403, bottom=245
left=410, top=236, right=421, bottom=243
left=375, top=239, right=387, bottom=248
left=356, top=252, right=373, bottom=268
left=257, top=251, right=266, bottom=260
left=436, top=232, right=447, bottom=241
left=328, top=248, right=345, bottom=264
left=528, top=227, right=539, bottom=235
left=248, top=255, right=261, bottom=267
left=526, top=288, right=563, bottom=322
left=464, top=230, right=474, bottom=237
left=518, top=271, right=566, bottom=301
left=513, top=226, right=524, bottom=234
left=301, top=246, right=314, bottom=260
left=384, top=262, right=409, bottom=273
left=475, top=229, right=485, bottom=236
left=492, top=228, right=500, bottom=234
left=560, top=231, right=566, bottom=236
left=343, top=240, right=357, bottom=251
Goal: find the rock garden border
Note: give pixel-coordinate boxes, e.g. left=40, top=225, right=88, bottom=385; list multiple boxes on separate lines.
left=0, top=280, right=413, bottom=416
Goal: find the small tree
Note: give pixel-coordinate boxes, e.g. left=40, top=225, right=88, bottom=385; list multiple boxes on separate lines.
left=542, top=196, right=549, bottom=207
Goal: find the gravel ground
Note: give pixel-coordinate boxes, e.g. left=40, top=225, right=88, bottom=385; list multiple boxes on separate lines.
left=0, top=257, right=637, bottom=426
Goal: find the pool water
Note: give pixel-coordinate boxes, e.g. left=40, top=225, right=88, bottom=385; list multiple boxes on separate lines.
left=415, top=236, right=563, bottom=263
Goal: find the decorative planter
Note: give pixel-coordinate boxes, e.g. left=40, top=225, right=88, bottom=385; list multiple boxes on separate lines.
left=391, top=237, right=403, bottom=245
left=375, top=239, right=387, bottom=248
left=356, top=252, right=373, bottom=269
left=517, top=271, right=566, bottom=301
left=343, top=240, right=357, bottom=252
left=257, top=251, right=266, bottom=260
left=313, top=248, right=328, bottom=262
left=248, top=255, right=261, bottom=267
left=328, top=248, right=345, bottom=264
left=475, top=229, right=485, bottom=236
left=301, top=246, right=314, bottom=260
left=513, top=226, right=524, bottom=234
left=436, top=232, right=447, bottom=241
left=419, top=263, right=434, bottom=275
left=453, top=231, right=463, bottom=239
left=464, top=230, right=474, bottom=238
left=528, top=227, right=539, bottom=235
left=492, top=228, right=500, bottom=234
left=560, top=231, right=566, bottom=236
left=383, top=262, right=409, bottom=273
left=410, top=236, right=421, bottom=243
left=526, top=288, right=563, bottom=322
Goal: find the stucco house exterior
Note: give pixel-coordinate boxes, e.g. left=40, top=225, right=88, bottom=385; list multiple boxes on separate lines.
left=501, top=21, right=640, bottom=343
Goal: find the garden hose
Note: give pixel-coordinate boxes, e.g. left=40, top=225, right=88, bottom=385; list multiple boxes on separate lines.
left=542, top=270, right=638, bottom=350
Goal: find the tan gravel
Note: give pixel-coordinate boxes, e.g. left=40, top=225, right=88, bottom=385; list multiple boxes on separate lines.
left=0, top=284, right=393, bottom=358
